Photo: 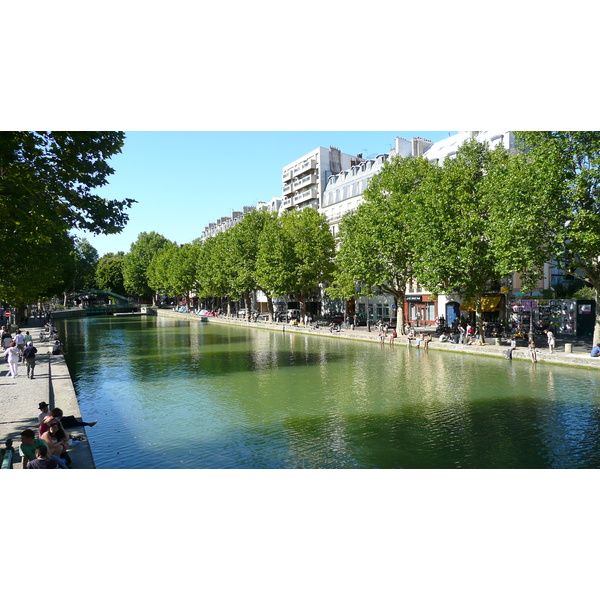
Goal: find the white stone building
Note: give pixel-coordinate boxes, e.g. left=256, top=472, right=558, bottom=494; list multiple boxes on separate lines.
left=280, top=147, right=358, bottom=214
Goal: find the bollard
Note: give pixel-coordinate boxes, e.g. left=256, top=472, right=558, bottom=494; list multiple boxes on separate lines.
left=495, top=337, right=500, bottom=346
left=564, top=343, right=573, bottom=353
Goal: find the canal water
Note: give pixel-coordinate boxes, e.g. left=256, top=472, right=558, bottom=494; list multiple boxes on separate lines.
left=59, top=316, right=600, bottom=468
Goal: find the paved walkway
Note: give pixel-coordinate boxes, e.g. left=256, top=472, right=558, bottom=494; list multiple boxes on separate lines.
left=0, top=326, right=95, bottom=469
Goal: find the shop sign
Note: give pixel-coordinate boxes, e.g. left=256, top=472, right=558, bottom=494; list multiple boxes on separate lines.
left=406, top=296, right=422, bottom=303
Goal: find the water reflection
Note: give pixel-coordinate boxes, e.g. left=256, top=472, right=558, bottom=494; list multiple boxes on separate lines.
left=60, top=317, right=600, bottom=469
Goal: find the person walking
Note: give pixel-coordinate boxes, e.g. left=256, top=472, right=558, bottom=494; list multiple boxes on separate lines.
left=14, top=329, right=25, bottom=360
left=23, top=341, right=38, bottom=378
left=544, top=329, right=555, bottom=354
left=4, top=340, right=20, bottom=377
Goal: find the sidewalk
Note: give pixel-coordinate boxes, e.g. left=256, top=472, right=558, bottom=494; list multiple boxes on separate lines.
left=0, top=326, right=95, bottom=469
left=158, top=310, right=600, bottom=370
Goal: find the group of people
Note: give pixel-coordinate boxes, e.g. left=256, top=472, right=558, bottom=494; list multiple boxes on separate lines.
left=19, top=401, right=98, bottom=469
left=2, top=327, right=38, bottom=378
left=437, top=323, right=483, bottom=345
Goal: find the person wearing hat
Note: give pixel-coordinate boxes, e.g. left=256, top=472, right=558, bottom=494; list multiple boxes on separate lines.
left=23, top=340, right=38, bottom=379
left=38, top=401, right=50, bottom=424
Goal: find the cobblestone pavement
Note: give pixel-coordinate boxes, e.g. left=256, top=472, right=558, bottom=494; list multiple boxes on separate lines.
left=0, top=326, right=95, bottom=469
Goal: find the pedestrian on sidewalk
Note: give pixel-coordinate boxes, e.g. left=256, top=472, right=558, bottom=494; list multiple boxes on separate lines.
left=23, top=341, right=37, bottom=378
left=4, top=340, right=20, bottom=377
left=14, top=329, right=25, bottom=360
left=544, top=329, right=555, bottom=354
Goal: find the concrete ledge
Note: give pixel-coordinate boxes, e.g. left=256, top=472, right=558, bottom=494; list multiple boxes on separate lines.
left=49, top=353, right=96, bottom=469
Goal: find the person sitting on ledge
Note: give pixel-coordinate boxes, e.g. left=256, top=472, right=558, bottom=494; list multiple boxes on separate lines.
left=591, top=344, right=600, bottom=357
left=39, top=407, right=97, bottom=437
left=19, top=429, right=49, bottom=468
left=26, top=444, right=67, bottom=469
left=40, top=419, right=71, bottom=466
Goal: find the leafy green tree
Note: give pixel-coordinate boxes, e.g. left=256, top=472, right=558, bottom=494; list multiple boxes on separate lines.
left=257, top=208, right=335, bottom=321
left=96, top=252, right=127, bottom=296
left=0, top=131, right=134, bottom=306
left=0, top=131, right=134, bottom=238
left=2, top=229, right=77, bottom=316
left=492, top=132, right=600, bottom=344
left=122, top=231, right=174, bottom=303
left=72, top=238, right=100, bottom=292
left=223, top=210, right=279, bottom=320
left=331, top=155, right=435, bottom=333
left=194, top=235, right=233, bottom=312
left=148, top=243, right=200, bottom=307
left=409, top=140, right=508, bottom=340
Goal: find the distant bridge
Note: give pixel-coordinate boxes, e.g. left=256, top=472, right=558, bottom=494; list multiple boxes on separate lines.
left=56, top=289, right=142, bottom=318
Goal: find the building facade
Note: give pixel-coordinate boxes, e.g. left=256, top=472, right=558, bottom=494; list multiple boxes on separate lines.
left=280, top=147, right=359, bottom=214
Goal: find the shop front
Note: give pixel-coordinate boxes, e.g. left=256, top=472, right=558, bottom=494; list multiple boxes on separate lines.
left=512, top=298, right=596, bottom=336
left=459, top=294, right=504, bottom=325
left=405, top=294, right=437, bottom=327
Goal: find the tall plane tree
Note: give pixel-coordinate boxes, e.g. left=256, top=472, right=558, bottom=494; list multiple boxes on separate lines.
left=409, top=139, right=508, bottom=341
left=491, top=132, right=600, bottom=345
left=332, top=155, right=435, bottom=333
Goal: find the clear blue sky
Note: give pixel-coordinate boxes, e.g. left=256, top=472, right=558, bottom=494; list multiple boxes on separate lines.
left=86, top=131, right=456, bottom=257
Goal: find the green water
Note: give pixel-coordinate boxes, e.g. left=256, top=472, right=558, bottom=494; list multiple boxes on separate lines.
left=59, top=316, right=600, bottom=468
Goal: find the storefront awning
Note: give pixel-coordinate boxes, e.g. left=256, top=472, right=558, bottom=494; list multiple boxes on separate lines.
left=460, top=295, right=502, bottom=312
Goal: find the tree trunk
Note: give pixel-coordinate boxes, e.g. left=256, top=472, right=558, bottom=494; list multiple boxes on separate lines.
left=244, top=293, right=252, bottom=320
left=266, top=294, right=275, bottom=323
left=594, top=287, right=600, bottom=347
left=395, top=291, right=406, bottom=335
left=474, top=295, right=486, bottom=345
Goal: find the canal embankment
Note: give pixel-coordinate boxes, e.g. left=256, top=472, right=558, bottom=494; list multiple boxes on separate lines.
left=157, top=308, right=600, bottom=371
left=0, top=326, right=95, bottom=469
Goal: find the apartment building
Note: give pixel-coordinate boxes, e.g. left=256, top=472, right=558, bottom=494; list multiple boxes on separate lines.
left=321, top=136, right=434, bottom=239
left=280, top=147, right=358, bottom=213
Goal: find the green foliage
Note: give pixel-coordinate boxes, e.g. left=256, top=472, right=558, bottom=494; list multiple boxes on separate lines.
left=0, top=230, right=77, bottom=304
left=122, top=231, right=174, bottom=300
left=257, top=208, right=335, bottom=309
left=0, top=131, right=135, bottom=238
left=0, top=131, right=135, bottom=305
left=71, top=238, right=100, bottom=292
left=332, top=155, right=436, bottom=329
left=96, top=252, right=126, bottom=295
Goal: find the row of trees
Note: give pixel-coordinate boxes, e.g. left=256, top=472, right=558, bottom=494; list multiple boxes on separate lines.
left=331, top=132, right=600, bottom=343
left=113, top=208, right=336, bottom=320
left=5, top=131, right=599, bottom=346
left=114, top=132, right=600, bottom=344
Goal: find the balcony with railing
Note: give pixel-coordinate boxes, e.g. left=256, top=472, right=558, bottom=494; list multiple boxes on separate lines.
left=282, top=182, right=294, bottom=196
left=294, top=187, right=318, bottom=204
left=282, top=168, right=292, bottom=182
left=293, top=173, right=317, bottom=191
left=293, top=158, right=316, bottom=177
